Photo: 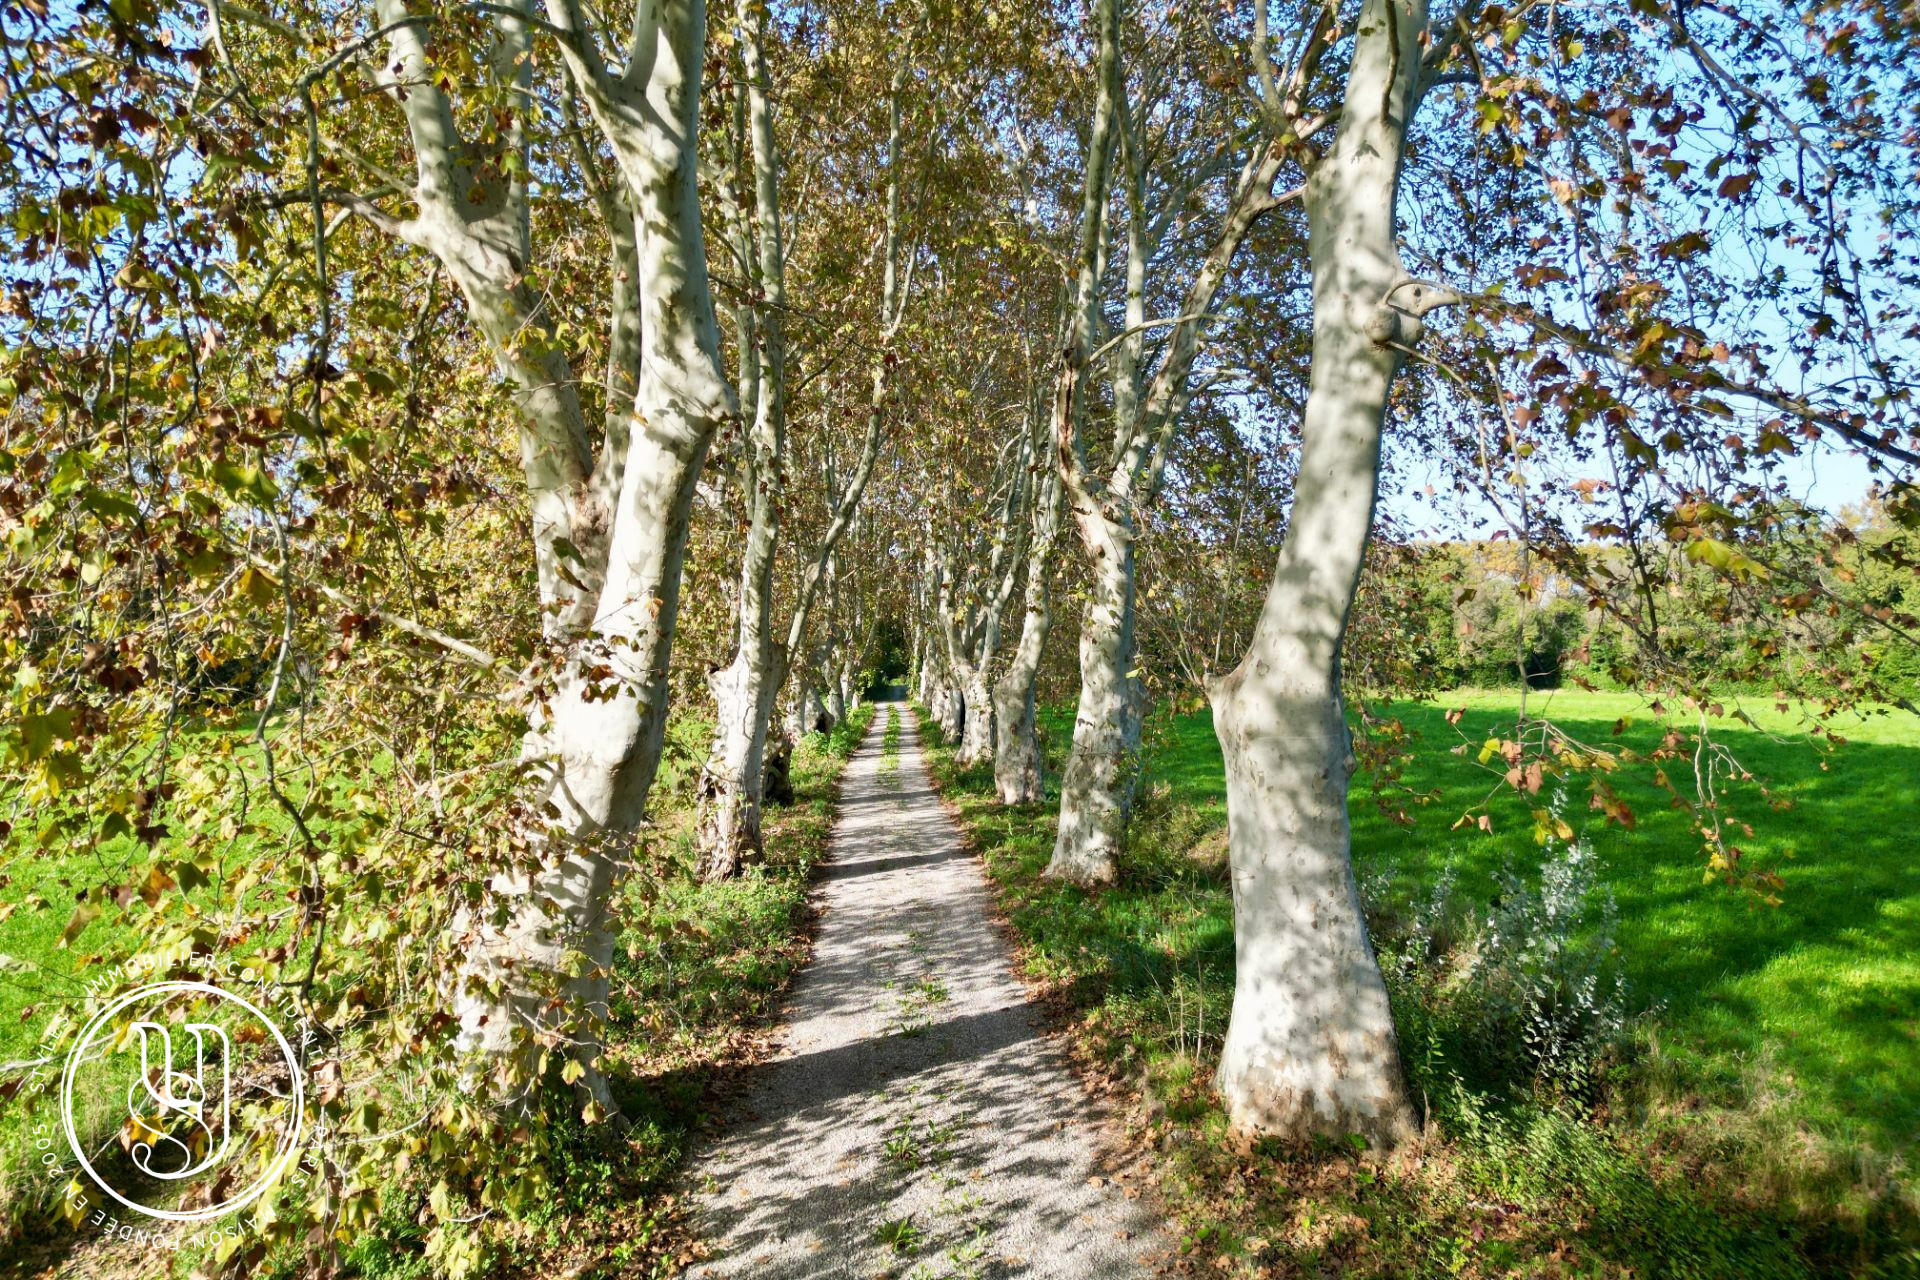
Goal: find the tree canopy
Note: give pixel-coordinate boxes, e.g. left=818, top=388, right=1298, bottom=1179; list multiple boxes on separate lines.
left=2, top=0, right=1916, bottom=1271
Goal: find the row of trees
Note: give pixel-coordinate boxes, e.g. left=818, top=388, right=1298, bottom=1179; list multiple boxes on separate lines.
left=898, top=0, right=1920, bottom=1138
left=4, top=0, right=1916, bottom=1260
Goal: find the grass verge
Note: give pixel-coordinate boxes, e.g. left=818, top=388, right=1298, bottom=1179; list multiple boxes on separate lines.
left=1, top=705, right=874, bottom=1280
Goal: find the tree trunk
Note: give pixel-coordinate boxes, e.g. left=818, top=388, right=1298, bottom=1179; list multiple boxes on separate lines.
left=1038, top=0, right=1129, bottom=882
left=934, top=678, right=964, bottom=745
left=957, top=666, right=994, bottom=765
left=697, top=0, right=788, bottom=881
left=1208, top=0, right=1424, bottom=1146
left=916, top=637, right=937, bottom=706
left=1040, top=0, right=1288, bottom=886
left=995, top=374, right=1065, bottom=804
left=454, top=0, right=737, bottom=1108
left=992, top=594, right=1048, bottom=801
left=763, top=729, right=795, bottom=806
left=698, top=642, right=782, bottom=880
left=1046, top=524, right=1140, bottom=884
left=786, top=674, right=812, bottom=737
left=458, top=411, right=723, bottom=1107
left=800, top=677, right=829, bottom=733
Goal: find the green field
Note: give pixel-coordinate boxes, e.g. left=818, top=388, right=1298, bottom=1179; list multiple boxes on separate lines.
left=930, top=689, right=1919, bottom=1276
left=1141, top=689, right=1920, bottom=1161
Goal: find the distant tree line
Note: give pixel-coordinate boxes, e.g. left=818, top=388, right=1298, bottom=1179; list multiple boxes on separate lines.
left=1342, top=497, right=1920, bottom=699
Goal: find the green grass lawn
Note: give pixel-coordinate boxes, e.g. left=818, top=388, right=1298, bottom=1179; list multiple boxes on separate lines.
left=933, top=690, right=1918, bottom=1276
left=1135, top=689, right=1920, bottom=1162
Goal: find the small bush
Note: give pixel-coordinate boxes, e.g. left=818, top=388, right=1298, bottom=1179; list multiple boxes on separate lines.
left=1369, top=800, right=1631, bottom=1101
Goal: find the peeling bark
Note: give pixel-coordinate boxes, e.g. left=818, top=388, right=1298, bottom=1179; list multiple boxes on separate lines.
left=434, top=0, right=738, bottom=1109
left=698, top=3, right=789, bottom=881
left=995, top=358, right=1066, bottom=803
left=1049, top=525, right=1142, bottom=883
left=1209, top=0, right=1425, bottom=1146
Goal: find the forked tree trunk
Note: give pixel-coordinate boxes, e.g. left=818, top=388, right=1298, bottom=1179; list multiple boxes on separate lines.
left=452, top=0, right=738, bottom=1108
left=1043, top=0, right=1289, bottom=885
left=1208, top=0, right=1426, bottom=1146
left=461, top=355, right=727, bottom=1106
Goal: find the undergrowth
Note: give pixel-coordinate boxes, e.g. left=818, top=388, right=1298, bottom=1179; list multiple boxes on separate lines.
left=300, top=705, right=875, bottom=1280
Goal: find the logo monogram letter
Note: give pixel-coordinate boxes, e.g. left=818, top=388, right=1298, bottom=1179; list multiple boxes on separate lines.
left=126, top=1022, right=231, bottom=1180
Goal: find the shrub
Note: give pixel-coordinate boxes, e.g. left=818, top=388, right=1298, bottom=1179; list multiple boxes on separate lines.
left=1368, top=800, right=1632, bottom=1101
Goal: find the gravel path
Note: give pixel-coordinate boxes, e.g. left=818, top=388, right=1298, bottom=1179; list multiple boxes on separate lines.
left=686, top=706, right=1169, bottom=1280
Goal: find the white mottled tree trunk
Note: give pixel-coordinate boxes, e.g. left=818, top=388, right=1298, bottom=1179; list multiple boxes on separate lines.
left=994, top=389, right=1065, bottom=803
left=698, top=2, right=789, bottom=880
left=950, top=522, right=1019, bottom=769
left=992, top=585, right=1050, bottom=801
left=700, top=642, right=784, bottom=878
left=934, top=669, right=965, bottom=744
left=442, top=0, right=737, bottom=1109
left=916, top=634, right=937, bottom=706
left=1209, top=0, right=1427, bottom=1146
left=1044, top=0, right=1290, bottom=886
left=1037, top=0, right=1125, bottom=879
left=1048, top=527, right=1141, bottom=883
left=957, top=665, right=995, bottom=764
left=925, top=548, right=967, bottom=743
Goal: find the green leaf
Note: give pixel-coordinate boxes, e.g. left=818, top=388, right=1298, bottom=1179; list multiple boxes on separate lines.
left=211, top=459, right=280, bottom=505
left=1684, top=537, right=1768, bottom=580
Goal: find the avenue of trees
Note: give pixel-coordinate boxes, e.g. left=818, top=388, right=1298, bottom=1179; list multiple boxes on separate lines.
left=1, top=0, right=1915, bottom=1268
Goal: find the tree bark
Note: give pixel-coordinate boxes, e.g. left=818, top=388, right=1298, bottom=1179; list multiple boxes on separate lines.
left=916, top=631, right=937, bottom=706
left=994, top=383, right=1066, bottom=803
left=957, top=665, right=995, bottom=764
left=1035, top=0, right=1124, bottom=879
left=1049, top=522, right=1142, bottom=883
left=1208, top=0, right=1424, bottom=1146
left=698, top=2, right=789, bottom=881
left=446, top=0, right=737, bottom=1109
left=1046, top=108, right=1287, bottom=884
left=950, top=516, right=1020, bottom=768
